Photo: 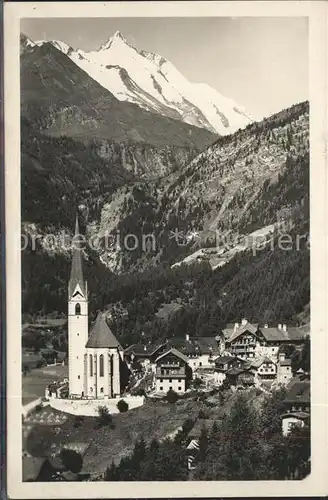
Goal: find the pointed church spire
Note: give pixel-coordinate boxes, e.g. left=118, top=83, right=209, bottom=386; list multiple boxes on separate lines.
left=69, top=213, right=86, bottom=298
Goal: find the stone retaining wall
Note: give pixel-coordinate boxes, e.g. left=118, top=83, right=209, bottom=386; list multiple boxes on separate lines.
left=49, top=395, right=145, bottom=416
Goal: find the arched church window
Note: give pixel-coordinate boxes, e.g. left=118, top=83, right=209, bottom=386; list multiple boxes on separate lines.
left=89, top=354, right=93, bottom=376
left=99, top=354, right=104, bottom=377
left=75, top=303, right=81, bottom=315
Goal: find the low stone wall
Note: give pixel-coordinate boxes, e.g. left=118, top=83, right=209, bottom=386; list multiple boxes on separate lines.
left=22, top=397, right=42, bottom=418
left=49, top=395, right=145, bottom=416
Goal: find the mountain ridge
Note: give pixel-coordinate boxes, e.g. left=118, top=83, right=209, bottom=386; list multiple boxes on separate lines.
left=23, top=31, right=253, bottom=135
left=20, top=34, right=217, bottom=149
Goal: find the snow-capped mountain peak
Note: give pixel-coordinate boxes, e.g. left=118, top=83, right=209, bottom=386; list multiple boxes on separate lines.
left=98, top=30, right=130, bottom=51
left=29, top=32, right=253, bottom=135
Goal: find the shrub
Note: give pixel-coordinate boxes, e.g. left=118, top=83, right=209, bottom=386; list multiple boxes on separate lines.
left=198, top=409, right=210, bottom=419
left=60, top=448, right=83, bottom=473
left=165, top=388, right=179, bottom=404
left=192, top=377, right=203, bottom=389
left=97, top=405, right=113, bottom=427
left=34, top=404, right=42, bottom=413
left=60, top=388, right=69, bottom=399
left=117, top=400, right=129, bottom=413
left=73, top=415, right=84, bottom=428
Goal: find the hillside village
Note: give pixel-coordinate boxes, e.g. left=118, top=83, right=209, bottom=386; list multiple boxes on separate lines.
left=23, top=282, right=310, bottom=482
left=20, top=22, right=310, bottom=486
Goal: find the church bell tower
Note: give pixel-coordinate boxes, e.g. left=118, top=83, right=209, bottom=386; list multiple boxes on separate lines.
left=68, top=215, right=88, bottom=397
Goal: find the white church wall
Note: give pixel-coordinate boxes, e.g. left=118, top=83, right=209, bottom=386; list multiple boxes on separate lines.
left=84, top=348, right=122, bottom=399
left=49, top=395, right=145, bottom=416
left=68, top=289, right=88, bottom=397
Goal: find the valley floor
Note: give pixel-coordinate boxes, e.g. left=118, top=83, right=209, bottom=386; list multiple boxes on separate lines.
left=22, top=365, right=68, bottom=405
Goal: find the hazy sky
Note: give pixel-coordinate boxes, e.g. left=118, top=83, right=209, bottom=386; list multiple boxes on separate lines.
left=21, top=17, right=308, bottom=119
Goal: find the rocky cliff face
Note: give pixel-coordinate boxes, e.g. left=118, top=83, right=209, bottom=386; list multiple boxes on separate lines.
left=93, top=102, right=309, bottom=273
left=91, top=139, right=198, bottom=179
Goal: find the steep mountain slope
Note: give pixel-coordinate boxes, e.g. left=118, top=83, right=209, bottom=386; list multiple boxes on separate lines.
left=21, top=120, right=200, bottom=228
left=20, top=34, right=216, bottom=149
left=27, top=31, right=253, bottom=135
left=22, top=102, right=309, bottom=342
left=93, top=102, right=309, bottom=272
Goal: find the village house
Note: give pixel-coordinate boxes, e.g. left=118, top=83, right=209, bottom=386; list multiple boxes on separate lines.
left=280, top=378, right=310, bottom=436
left=223, top=319, right=306, bottom=361
left=250, top=356, right=277, bottom=381
left=276, top=351, right=293, bottom=385
left=168, top=334, right=225, bottom=372
left=213, top=354, right=245, bottom=386
left=154, top=347, right=192, bottom=393
left=224, top=319, right=260, bottom=360
left=186, top=419, right=218, bottom=471
left=194, top=366, right=216, bottom=386
left=225, top=365, right=256, bottom=387
left=123, top=342, right=167, bottom=369
left=256, top=324, right=305, bottom=359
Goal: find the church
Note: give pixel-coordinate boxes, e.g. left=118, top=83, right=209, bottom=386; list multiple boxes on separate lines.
left=68, top=216, right=127, bottom=399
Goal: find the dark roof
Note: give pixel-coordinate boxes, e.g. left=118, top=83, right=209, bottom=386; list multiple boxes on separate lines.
left=69, top=215, right=86, bottom=298
left=222, top=328, right=235, bottom=340
left=284, top=379, right=310, bottom=404
left=124, top=343, right=165, bottom=356
left=23, top=456, right=47, bottom=481
left=86, top=313, right=122, bottom=349
left=260, top=326, right=305, bottom=342
left=155, top=347, right=189, bottom=364
left=168, top=336, right=220, bottom=355
left=214, top=354, right=236, bottom=365
left=226, top=322, right=259, bottom=343
left=280, top=359, right=292, bottom=366
left=281, top=411, right=310, bottom=420
left=195, top=366, right=215, bottom=374
left=226, top=367, right=245, bottom=376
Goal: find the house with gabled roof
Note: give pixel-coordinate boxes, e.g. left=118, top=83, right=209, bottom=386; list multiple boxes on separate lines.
left=256, top=323, right=305, bottom=359
left=167, top=333, right=225, bottom=372
left=223, top=319, right=307, bottom=362
left=186, top=419, right=218, bottom=470
left=249, top=355, right=277, bottom=380
left=225, top=319, right=262, bottom=360
left=281, top=377, right=310, bottom=435
left=213, top=354, right=246, bottom=385
left=276, top=351, right=293, bottom=384
left=123, top=342, right=167, bottom=368
left=154, top=347, right=192, bottom=393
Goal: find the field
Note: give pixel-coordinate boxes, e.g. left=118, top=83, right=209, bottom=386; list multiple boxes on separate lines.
left=22, top=364, right=68, bottom=405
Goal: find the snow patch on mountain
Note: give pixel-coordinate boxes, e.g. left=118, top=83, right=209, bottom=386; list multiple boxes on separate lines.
left=33, top=31, right=253, bottom=135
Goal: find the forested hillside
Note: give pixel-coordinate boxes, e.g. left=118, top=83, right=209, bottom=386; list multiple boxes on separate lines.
left=22, top=101, right=309, bottom=348
left=92, top=101, right=309, bottom=272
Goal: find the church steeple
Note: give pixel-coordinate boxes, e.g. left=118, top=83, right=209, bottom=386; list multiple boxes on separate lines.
left=69, top=214, right=86, bottom=298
